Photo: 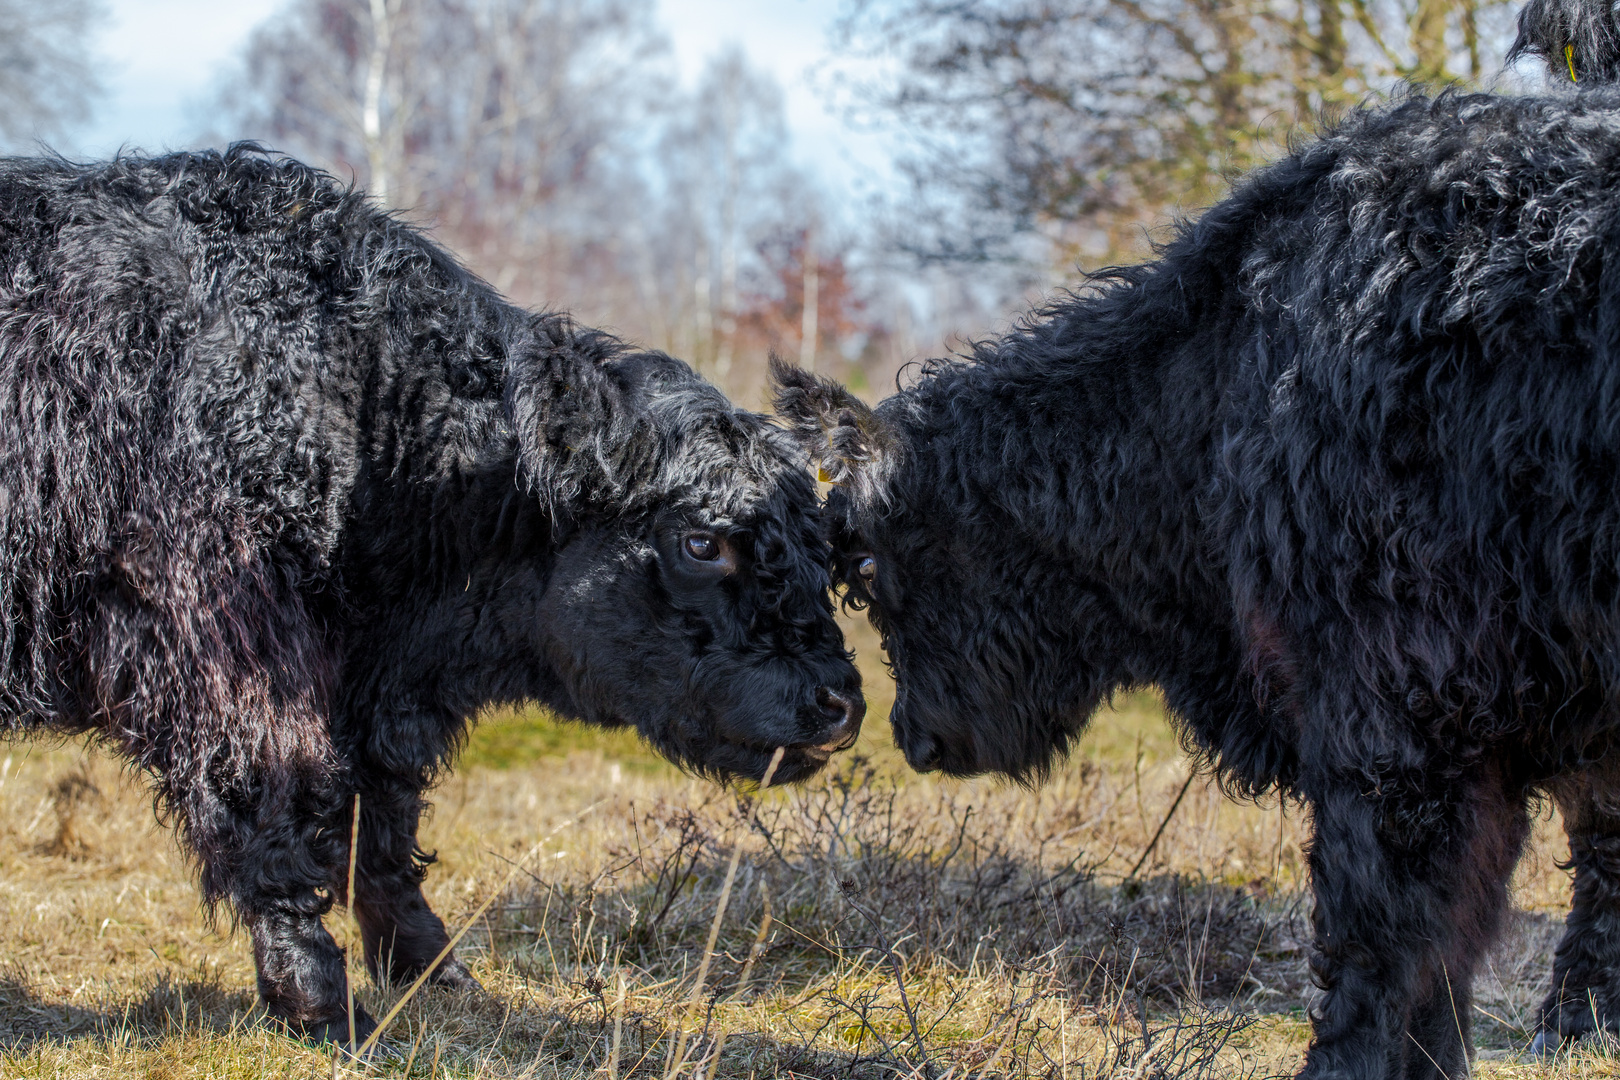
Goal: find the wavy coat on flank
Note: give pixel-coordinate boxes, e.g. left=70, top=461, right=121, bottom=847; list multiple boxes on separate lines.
left=0, top=145, right=862, bottom=1044
left=778, top=89, right=1620, bottom=1078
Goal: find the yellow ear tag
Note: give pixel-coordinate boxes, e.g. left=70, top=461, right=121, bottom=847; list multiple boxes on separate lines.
left=1567, top=43, right=1579, bottom=82
left=817, top=466, right=834, bottom=483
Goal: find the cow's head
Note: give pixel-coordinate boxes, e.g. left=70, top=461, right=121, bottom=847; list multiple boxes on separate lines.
left=503, top=327, right=863, bottom=784
left=771, top=358, right=1115, bottom=782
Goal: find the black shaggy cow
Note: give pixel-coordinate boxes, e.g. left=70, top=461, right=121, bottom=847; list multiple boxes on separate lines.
left=0, top=146, right=863, bottom=1046
left=1510, top=0, right=1620, bottom=84
left=778, top=89, right=1620, bottom=1078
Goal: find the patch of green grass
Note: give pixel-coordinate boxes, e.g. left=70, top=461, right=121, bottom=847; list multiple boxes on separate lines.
left=460, top=686, right=911, bottom=776
left=1082, top=689, right=1183, bottom=767
left=460, top=706, right=674, bottom=774
left=454, top=660, right=1184, bottom=788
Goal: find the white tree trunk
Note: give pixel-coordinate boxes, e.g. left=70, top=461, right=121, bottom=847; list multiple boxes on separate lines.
left=714, top=88, right=740, bottom=385
left=362, top=0, right=394, bottom=205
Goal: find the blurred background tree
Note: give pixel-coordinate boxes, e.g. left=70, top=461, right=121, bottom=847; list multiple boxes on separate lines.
left=0, top=0, right=103, bottom=151
left=227, top=0, right=666, bottom=326
left=832, top=0, right=1522, bottom=266
left=3, top=0, right=1542, bottom=401
left=218, top=1, right=894, bottom=403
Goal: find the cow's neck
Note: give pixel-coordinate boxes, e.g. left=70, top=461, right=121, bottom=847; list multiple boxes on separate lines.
left=904, top=261, right=1254, bottom=731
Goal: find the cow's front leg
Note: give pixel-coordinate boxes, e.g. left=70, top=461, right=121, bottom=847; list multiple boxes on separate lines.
left=1300, top=764, right=1526, bottom=1080
left=1535, top=760, right=1620, bottom=1054
left=331, top=712, right=479, bottom=993
left=1398, top=767, right=1529, bottom=1080
left=188, top=766, right=372, bottom=1046
left=342, top=767, right=477, bottom=991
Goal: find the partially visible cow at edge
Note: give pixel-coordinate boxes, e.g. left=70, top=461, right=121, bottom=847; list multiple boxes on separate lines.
left=777, top=87, right=1620, bottom=1078
left=1510, top=0, right=1620, bottom=84
left=0, top=146, right=863, bottom=1047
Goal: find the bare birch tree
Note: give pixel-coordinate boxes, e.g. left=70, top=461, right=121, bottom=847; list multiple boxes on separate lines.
left=361, top=0, right=400, bottom=205
left=226, top=0, right=669, bottom=313
left=655, top=48, right=799, bottom=385
left=218, top=3, right=892, bottom=399
left=800, top=223, right=819, bottom=372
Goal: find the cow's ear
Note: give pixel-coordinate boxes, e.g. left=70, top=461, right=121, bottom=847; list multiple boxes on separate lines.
left=770, top=355, right=897, bottom=490
left=505, top=316, right=645, bottom=510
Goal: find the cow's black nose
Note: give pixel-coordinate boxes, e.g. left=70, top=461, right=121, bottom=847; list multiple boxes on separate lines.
left=814, top=687, right=865, bottom=751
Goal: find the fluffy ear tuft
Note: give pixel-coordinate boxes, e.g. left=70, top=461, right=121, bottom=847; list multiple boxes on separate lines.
left=770, top=354, right=897, bottom=491
left=505, top=316, right=646, bottom=512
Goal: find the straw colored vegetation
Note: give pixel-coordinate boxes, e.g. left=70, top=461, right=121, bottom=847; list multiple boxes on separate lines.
left=0, top=618, right=1605, bottom=1078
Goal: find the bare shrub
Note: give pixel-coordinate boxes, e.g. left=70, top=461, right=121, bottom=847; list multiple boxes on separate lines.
left=471, top=754, right=1311, bottom=1076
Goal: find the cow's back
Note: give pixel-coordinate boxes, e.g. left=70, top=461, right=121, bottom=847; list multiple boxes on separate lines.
left=0, top=149, right=367, bottom=731
left=1217, top=90, right=1620, bottom=758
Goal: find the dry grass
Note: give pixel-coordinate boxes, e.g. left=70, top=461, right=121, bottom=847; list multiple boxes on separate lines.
left=0, top=617, right=1603, bottom=1078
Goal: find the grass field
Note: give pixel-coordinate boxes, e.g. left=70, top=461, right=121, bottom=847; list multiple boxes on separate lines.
left=0, top=616, right=1607, bottom=1078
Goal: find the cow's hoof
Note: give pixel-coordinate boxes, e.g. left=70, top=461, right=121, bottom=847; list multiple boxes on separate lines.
left=330, top=1034, right=398, bottom=1063
left=266, top=1008, right=391, bottom=1057
left=428, top=958, right=482, bottom=993
left=1530, top=1030, right=1562, bottom=1059
left=381, top=956, right=483, bottom=993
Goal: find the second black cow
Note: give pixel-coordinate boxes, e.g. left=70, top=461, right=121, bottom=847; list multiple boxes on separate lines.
left=779, top=89, right=1620, bottom=1078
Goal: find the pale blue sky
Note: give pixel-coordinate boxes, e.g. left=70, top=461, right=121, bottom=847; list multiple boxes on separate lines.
left=72, top=0, right=892, bottom=201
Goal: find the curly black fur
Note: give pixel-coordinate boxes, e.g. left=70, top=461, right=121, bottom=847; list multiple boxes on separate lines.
left=778, top=89, right=1620, bottom=1077
left=0, top=145, right=862, bottom=1043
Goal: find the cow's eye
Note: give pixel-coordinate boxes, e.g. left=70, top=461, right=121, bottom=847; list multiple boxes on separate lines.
left=854, top=554, right=876, bottom=585
left=684, top=533, right=721, bottom=561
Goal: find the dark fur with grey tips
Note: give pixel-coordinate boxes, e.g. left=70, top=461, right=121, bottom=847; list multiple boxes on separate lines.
left=0, top=145, right=860, bottom=1044
left=1510, top=0, right=1620, bottom=83
left=778, top=90, right=1620, bottom=1077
